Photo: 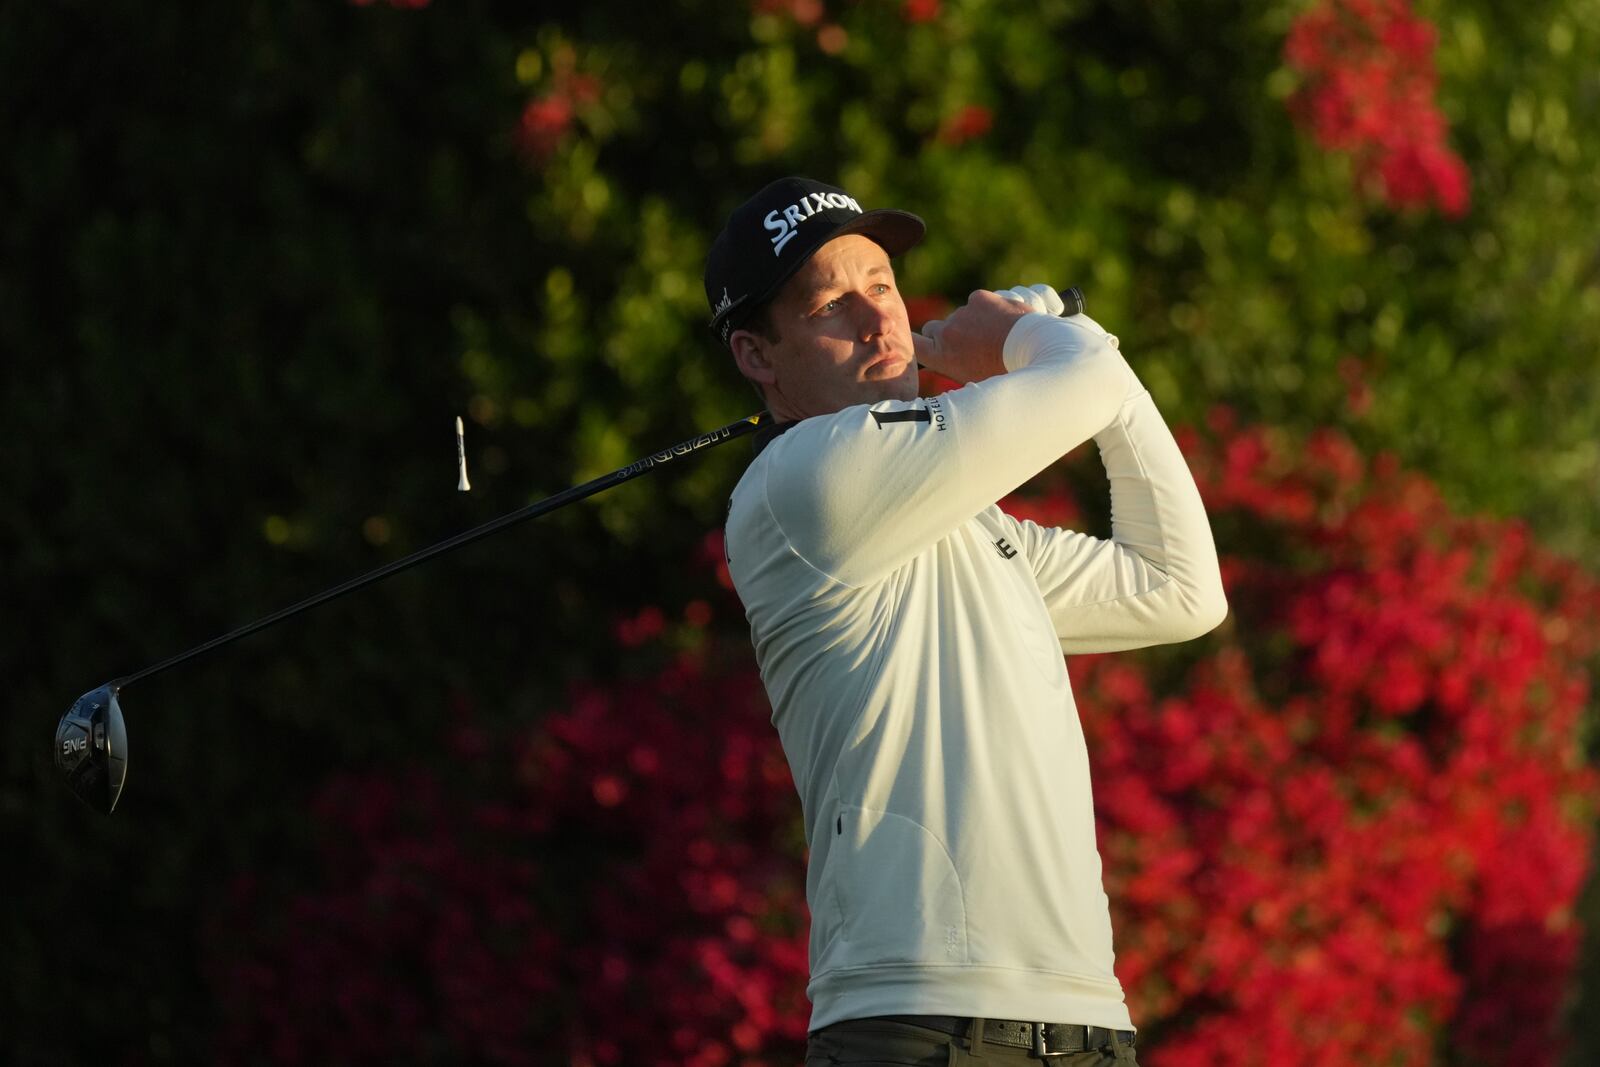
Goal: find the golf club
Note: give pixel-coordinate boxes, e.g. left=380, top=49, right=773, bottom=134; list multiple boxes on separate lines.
left=53, top=285, right=1087, bottom=814
left=54, top=411, right=768, bottom=814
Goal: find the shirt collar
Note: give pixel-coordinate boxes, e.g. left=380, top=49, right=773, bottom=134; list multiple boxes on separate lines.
left=752, top=417, right=799, bottom=458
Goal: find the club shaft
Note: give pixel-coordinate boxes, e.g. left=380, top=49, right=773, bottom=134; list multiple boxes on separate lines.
left=114, top=412, right=767, bottom=689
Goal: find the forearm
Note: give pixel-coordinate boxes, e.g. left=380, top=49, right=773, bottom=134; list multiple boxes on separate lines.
left=769, top=312, right=1127, bottom=586
left=1053, top=381, right=1228, bottom=651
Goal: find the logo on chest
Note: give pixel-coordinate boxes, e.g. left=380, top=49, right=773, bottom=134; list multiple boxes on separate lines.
left=993, top=537, right=1018, bottom=560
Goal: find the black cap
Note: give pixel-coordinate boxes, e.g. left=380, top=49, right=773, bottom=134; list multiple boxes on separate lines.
left=704, top=176, right=925, bottom=346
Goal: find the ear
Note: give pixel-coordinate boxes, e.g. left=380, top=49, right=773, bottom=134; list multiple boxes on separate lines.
left=729, top=329, right=778, bottom=388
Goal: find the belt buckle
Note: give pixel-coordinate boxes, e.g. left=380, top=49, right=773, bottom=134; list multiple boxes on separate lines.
left=1031, top=1021, right=1050, bottom=1057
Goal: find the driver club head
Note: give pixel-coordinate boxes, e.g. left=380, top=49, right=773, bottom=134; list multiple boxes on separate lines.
left=55, top=684, right=128, bottom=814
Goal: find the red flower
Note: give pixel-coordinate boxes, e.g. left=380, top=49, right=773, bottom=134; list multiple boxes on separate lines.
left=517, top=95, right=573, bottom=160
left=939, top=104, right=994, bottom=146
left=753, top=0, right=824, bottom=26
left=1284, top=0, right=1470, bottom=216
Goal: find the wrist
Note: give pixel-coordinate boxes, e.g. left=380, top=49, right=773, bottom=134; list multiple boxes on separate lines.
left=1002, top=312, right=1112, bottom=372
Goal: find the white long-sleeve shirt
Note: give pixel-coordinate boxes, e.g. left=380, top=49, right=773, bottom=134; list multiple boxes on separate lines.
left=724, top=311, right=1227, bottom=1033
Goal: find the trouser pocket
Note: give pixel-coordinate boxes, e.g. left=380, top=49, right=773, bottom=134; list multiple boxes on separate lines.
left=806, top=1019, right=960, bottom=1066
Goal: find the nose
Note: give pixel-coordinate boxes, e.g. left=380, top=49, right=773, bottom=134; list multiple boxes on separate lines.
left=854, top=294, right=895, bottom=341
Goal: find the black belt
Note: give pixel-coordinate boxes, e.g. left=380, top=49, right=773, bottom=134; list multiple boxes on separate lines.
left=877, top=1015, right=1135, bottom=1057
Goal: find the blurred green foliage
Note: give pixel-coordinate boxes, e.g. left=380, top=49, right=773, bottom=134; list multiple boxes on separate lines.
left=2, top=0, right=1595, bottom=1062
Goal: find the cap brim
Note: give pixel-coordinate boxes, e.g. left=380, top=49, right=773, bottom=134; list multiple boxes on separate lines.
left=833, top=209, right=926, bottom=258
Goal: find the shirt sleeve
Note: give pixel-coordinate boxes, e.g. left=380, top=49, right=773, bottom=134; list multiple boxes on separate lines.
left=761, top=312, right=1131, bottom=588
left=999, top=388, right=1229, bottom=653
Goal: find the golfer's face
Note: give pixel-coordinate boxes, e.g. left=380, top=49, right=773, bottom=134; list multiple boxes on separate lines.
left=762, top=235, right=918, bottom=417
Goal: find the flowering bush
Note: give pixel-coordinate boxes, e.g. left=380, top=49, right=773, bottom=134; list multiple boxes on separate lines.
left=205, top=765, right=564, bottom=1065
left=204, top=418, right=1596, bottom=1066
left=938, top=104, right=994, bottom=147
left=1084, top=415, right=1596, bottom=1066
left=515, top=43, right=604, bottom=164
left=17, top=0, right=1600, bottom=1061
left=1284, top=0, right=1471, bottom=215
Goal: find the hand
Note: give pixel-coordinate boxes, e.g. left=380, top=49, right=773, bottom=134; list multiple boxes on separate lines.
left=915, top=285, right=1067, bottom=384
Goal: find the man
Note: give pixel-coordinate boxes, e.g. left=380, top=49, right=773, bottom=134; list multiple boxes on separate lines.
left=705, top=177, right=1227, bottom=1065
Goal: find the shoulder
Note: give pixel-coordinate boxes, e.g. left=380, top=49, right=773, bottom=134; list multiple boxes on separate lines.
left=764, top=398, right=945, bottom=464
left=727, top=398, right=929, bottom=539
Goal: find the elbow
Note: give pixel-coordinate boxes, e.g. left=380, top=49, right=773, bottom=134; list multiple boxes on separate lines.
left=1167, top=579, right=1228, bottom=643
left=1198, top=586, right=1230, bottom=637
left=1186, top=582, right=1230, bottom=641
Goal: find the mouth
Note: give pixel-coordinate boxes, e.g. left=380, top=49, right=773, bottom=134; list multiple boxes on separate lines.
left=861, top=351, right=912, bottom=381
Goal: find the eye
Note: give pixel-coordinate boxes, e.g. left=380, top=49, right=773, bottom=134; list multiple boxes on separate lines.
left=872, top=282, right=892, bottom=295
left=817, top=298, right=843, bottom=314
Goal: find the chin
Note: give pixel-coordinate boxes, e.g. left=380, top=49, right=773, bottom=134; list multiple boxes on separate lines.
left=885, top=363, right=921, bottom=401
left=856, top=380, right=914, bottom=409
left=842, top=361, right=919, bottom=411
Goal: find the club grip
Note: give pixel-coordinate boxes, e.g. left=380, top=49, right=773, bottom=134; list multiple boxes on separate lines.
left=1057, top=286, right=1085, bottom=317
